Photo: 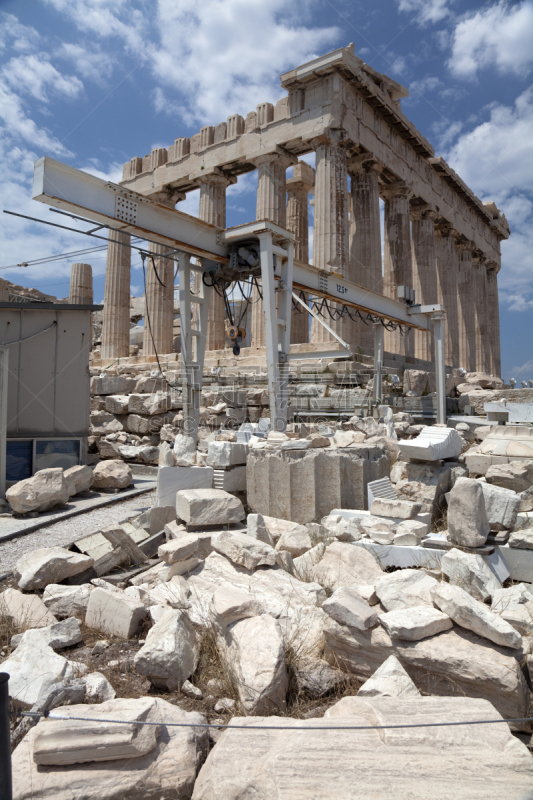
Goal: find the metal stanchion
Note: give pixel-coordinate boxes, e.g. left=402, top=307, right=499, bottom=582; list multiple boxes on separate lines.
left=0, top=673, right=12, bottom=800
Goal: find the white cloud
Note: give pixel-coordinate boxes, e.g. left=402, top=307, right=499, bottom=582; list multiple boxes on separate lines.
left=3, top=54, right=83, bottom=102
left=448, top=0, right=533, bottom=78
left=80, top=159, right=124, bottom=183
left=446, top=87, right=533, bottom=196
left=397, top=0, right=451, bottom=25
left=59, top=43, right=115, bottom=84
left=43, top=0, right=146, bottom=52
left=0, top=13, right=40, bottom=53
left=0, top=142, right=92, bottom=282
left=446, top=87, right=533, bottom=311
left=151, top=0, right=339, bottom=124
left=0, top=83, right=71, bottom=156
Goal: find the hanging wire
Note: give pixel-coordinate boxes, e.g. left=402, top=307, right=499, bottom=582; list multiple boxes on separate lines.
left=141, top=253, right=181, bottom=392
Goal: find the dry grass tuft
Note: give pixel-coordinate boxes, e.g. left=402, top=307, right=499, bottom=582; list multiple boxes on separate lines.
left=193, top=624, right=239, bottom=705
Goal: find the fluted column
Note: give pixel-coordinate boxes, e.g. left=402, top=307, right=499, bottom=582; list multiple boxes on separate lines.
left=286, top=161, right=314, bottom=344
left=473, top=255, right=491, bottom=374
left=486, top=263, right=501, bottom=376
left=456, top=240, right=476, bottom=372
left=435, top=224, right=459, bottom=367
left=197, top=171, right=234, bottom=351
left=348, top=158, right=382, bottom=353
left=101, top=231, right=131, bottom=359
left=143, top=190, right=184, bottom=357
left=410, top=206, right=437, bottom=363
left=250, top=151, right=293, bottom=347
left=69, top=263, right=93, bottom=305
left=382, top=183, right=413, bottom=359
left=310, top=131, right=349, bottom=344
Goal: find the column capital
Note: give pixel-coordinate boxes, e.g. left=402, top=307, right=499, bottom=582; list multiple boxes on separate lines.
left=194, top=167, right=237, bottom=188
left=347, top=152, right=383, bottom=174
left=410, top=203, right=437, bottom=221
left=486, top=259, right=501, bottom=274
left=309, top=128, right=348, bottom=150
left=149, top=188, right=186, bottom=207
left=434, top=221, right=458, bottom=239
left=286, top=160, right=315, bottom=194
left=455, top=238, right=476, bottom=254
left=286, top=179, right=314, bottom=195
left=380, top=181, right=413, bottom=201
left=250, top=146, right=296, bottom=170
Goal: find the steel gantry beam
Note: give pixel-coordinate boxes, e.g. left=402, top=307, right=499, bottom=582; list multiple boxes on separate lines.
left=32, top=157, right=228, bottom=264
left=30, top=159, right=448, bottom=433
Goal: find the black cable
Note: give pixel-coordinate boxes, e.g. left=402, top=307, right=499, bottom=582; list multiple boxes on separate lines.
left=149, top=253, right=173, bottom=289
left=141, top=254, right=181, bottom=392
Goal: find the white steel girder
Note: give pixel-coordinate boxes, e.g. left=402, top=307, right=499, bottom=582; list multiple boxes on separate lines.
left=31, top=158, right=447, bottom=430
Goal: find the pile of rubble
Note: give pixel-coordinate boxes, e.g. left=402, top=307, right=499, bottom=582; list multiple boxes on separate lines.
left=2, top=403, right=533, bottom=798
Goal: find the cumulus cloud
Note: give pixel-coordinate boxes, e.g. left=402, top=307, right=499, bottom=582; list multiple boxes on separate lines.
left=0, top=83, right=71, bottom=156
left=43, top=0, right=146, bottom=52
left=0, top=13, right=41, bottom=53
left=446, top=87, right=533, bottom=195
left=150, top=0, right=339, bottom=124
left=448, top=0, right=533, bottom=78
left=446, top=87, right=533, bottom=310
left=3, top=54, right=83, bottom=102
left=397, top=0, right=452, bottom=25
left=59, top=43, right=115, bottom=84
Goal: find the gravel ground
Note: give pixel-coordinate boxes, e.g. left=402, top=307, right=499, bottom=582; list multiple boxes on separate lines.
left=0, top=492, right=155, bottom=576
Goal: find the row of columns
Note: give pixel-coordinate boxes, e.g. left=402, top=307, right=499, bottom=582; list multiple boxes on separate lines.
left=100, top=134, right=501, bottom=376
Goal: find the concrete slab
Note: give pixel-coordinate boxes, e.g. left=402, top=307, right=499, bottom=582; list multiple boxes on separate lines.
left=0, top=478, right=156, bottom=545
left=485, top=402, right=533, bottom=424
left=155, top=466, right=213, bottom=508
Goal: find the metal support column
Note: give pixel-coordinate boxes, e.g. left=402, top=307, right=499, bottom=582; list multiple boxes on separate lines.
left=0, top=347, right=8, bottom=500
left=178, top=254, right=210, bottom=445
left=372, top=323, right=384, bottom=404
left=258, top=232, right=283, bottom=432
left=432, top=310, right=446, bottom=425
left=276, top=237, right=294, bottom=432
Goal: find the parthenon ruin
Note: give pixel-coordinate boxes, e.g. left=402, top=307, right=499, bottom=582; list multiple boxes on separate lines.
left=100, top=45, right=509, bottom=375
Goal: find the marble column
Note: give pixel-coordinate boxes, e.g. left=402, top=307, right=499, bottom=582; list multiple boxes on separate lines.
left=456, top=240, right=476, bottom=372
left=143, top=191, right=184, bottom=357
left=251, top=151, right=293, bottom=347
left=101, top=231, right=131, bottom=359
left=69, top=263, right=93, bottom=305
left=435, top=224, right=460, bottom=367
left=310, top=131, right=350, bottom=344
left=348, top=158, right=382, bottom=354
left=486, top=263, right=501, bottom=376
left=382, top=183, right=413, bottom=359
left=197, top=171, right=234, bottom=351
left=286, top=161, right=314, bottom=344
left=473, top=255, right=491, bottom=374
left=410, top=206, right=437, bottom=363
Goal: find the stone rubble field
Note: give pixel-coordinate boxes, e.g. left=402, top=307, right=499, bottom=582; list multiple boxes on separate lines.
left=1, top=403, right=533, bottom=799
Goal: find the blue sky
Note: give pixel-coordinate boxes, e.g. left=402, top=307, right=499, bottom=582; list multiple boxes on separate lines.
left=0, top=0, right=531, bottom=380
